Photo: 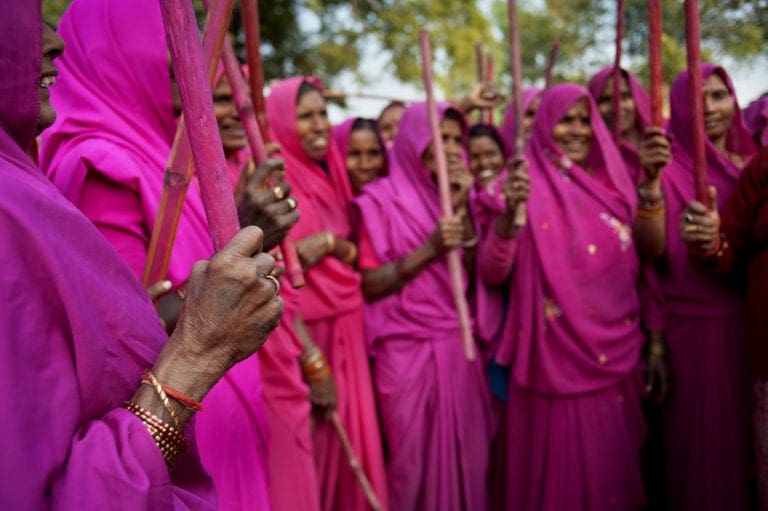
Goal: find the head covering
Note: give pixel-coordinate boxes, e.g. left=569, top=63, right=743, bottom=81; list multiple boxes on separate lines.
left=331, top=116, right=389, bottom=182
left=496, top=84, right=642, bottom=395
left=39, top=0, right=212, bottom=285
left=355, top=101, right=471, bottom=342
left=266, top=77, right=362, bottom=319
left=0, top=2, right=213, bottom=506
left=500, top=86, right=542, bottom=156
left=743, top=96, right=768, bottom=148
left=660, top=63, right=757, bottom=317
left=588, top=66, right=652, bottom=131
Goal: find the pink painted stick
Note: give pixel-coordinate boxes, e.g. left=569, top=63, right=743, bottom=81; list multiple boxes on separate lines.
left=683, top=0, right=708, bottom=202
left=159, top=0, right=239, bottom=250
left=507, top=0, right=527, bottom=227
left=143, top=0, right=234, bottom=286
left=613, top=0, right=625, bottom=142
left=544, top=40, right=559, bottom=89
left=419, top=30, right=476, bottom=362
left=485, top=51, right=495, bottom=125
left=647, top=0, right=664, bottom=127
left=330, top=411, right=383, bottom=511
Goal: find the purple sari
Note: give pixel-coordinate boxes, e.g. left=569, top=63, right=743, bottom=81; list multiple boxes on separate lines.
left=39, top=1, right=271, bottom=509
left=0, top=1, right=214, bottom=508
left=659, top=64, right=758, bottom=511
left=355, top=102, right=493, bottom=511
left=481, top=84, right=647, bottom=510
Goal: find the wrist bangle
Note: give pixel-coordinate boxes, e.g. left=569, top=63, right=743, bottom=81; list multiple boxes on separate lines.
left=124, top=401, right=188, bottom=469
left=324, top=231, right=336, bottom=254
left=461, top=236, right=478, bottom=248
left=343, top=243, right=358, bottom=264
left=697, top=232, right=726, bottom=258
left=141, top=371, right=180, bottom=427
left=648, top=339, right=667, bottom=357
left=142, top=371, right=203, bottom=413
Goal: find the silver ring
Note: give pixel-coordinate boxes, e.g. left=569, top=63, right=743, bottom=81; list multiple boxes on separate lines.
left=265, top=274, right=281, bottom=295
left=286, top=196, right=297, bottom=210
left=684, top=213, right=694, bottom=223
left=272, top=186, right=285, bottom=201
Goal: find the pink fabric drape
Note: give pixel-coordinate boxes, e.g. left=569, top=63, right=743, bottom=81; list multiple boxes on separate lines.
left=266, top=76, right=388, bottom=511
left=38, top=1, right=271, bottom=508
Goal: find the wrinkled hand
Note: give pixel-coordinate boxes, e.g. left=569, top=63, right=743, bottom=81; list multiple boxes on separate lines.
left=308, top=373, right=338, bottom=419
left=295, top=231, right=333, bottom=269
left=645, top=331, right=670, bottom=404
left=237, top=158, right=300, bottom=252
left=172, top=226, right=283, bottom=373
left=449, top=162, right=474, bottom=210
left=428, top=215, right=465, bottom=254
left=638, top=126, right=671, bottom=182
left=680, top=186, right=720, bottom=253
left=502, top=157, right=530, bottom=213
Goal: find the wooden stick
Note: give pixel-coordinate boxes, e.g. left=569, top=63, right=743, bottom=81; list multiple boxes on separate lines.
left=507, top=0, right=527, bottom=227
left=143, top=0, right=234, bottom=286
left=647, top=0, right=664, bottom=127
left=544, top=40, right=559, bottom=89
left=322, top=90, right=415, bottom=103
left=241, top=0, right=305, bottom=287
left=484, top=51, right=495, bottom=125
left=612, top=0, right=625, bottom=142
left=683, top=0, right=708, bottom=202
left=159, top=0, right=239, bottom=250
left=419, top=30, right=476, bottom=362
left=330, top=411, right=383, bottom=511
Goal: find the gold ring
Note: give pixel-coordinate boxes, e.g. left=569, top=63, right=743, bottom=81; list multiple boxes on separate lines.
left=265, top=274, right=281, bottom=294
left=286, top=196, right=297, bottom=210
left=272, top=186, right=285, bottom=201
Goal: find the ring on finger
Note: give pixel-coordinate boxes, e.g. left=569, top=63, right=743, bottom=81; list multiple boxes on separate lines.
left=684, top=212, right=694, bottom=223
left=286, top=196, right=297, bottom=210
left=265, top=274, right=281, bottom=294
left=272, top=186, right=285, bottom=201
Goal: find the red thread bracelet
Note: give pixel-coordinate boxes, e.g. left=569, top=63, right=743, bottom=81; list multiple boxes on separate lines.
left=142, top=373, right=204, bottom=412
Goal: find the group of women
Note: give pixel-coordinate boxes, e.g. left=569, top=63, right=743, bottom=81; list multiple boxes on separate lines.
left=3, top=0, right=768, bottom=510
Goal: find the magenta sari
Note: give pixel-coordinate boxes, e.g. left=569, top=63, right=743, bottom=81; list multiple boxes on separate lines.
left=659, top=64, right=758, bottom=510
left=481, top=84, right=647, bottom=510
left=266, top=77, right=388, bottom=511
left=744, top=97, right=768, bottom=148
left=0, top=2, right=214, bottom=508
left=500, top=86, right=542, bottom=157
left=355, top=102, right=493, bottom=511
left=39, top=1, right=270, bottom=509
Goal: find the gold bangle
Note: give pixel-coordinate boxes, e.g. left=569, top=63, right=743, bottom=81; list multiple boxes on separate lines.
left=637, top=207, right=665, bottom=218
left=343, top=243, right=358, bottom=264
left=141, top=371, right=180, bottom=428
left=324, top=231, right=336, bottom=254
left=300, top=347, right=323, bottom=367
left=124, top=401, right=188, bottom=469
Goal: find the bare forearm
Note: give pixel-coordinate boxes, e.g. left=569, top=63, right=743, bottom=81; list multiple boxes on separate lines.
left=362, top=240, right=439, bottom=301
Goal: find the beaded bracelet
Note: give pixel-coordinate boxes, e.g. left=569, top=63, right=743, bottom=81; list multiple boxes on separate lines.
left=124, top=401, right=188, bottom=469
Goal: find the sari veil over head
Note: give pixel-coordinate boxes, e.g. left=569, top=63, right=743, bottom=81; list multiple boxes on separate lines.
left=496, top=84, right=643, bottom=395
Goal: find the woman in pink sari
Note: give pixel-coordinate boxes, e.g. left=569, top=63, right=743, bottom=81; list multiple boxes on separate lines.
left=355, top=102, right=493, bottom=511
left=480, top=84, right=647, bottom=510
left=1, top=3, right=281, bottom=508
left=39, top=1, right=299, bottom=508
left=331, top=117, right=388, bottom=195
left=643, top=64, right=758, bottom=510
left=266, top=77, right=389, bottom=511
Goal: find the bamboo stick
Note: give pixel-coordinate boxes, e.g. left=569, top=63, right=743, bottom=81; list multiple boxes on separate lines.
left=683, top=0, right=708, bottom=202
left=159, top=0, right=239, bottom=250
left=485, top=51, right=495, bottom=125
left=613, top=0, right=625, bottom=142
left=330, top=411, right=384, bottom=511
left=143, top=0, right=234, bottom=286
left=241, top=0, right=305, bottom=287
left=322, top=90, right=414, bottom=103
left=419, top=30, right=476, bottom=362
left=647, top=0, right=663, bottom=127
left=507, top=0, right=527, bottom=228
left=544, top=40, right=559, bottom=89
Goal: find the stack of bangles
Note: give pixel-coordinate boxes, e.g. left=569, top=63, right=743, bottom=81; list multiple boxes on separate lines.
left=122, top=371, right=203, bottom=468
left=301, top=346, right=332, bottom=382
left=637, top=184, right=665, bottom=218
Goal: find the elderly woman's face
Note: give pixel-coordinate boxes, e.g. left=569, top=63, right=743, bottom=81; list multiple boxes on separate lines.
left=295, top=89, right=330, bottom=160
left=551, top=98, right=593, bottom=166
left=37, top=23, right=65, bottom=134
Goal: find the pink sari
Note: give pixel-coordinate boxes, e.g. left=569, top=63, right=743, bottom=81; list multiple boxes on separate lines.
left=481, top=84, right=647, bottom=510
left=659, top=64, right=757, bottom=511
left=355, top=102, right=493, bottom=511
left=266, top=77, right=388, bottom=511
left=39, top=1, right=270, bottom=509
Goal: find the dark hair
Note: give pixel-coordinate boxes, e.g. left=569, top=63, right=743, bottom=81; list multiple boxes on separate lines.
left=296, top=81, right=323, bottom=105
left=351, top=118, right=386, bottom=151
left=468, top=123, right=504, bottom=153
left=378, top=101, right=406, bottom=121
